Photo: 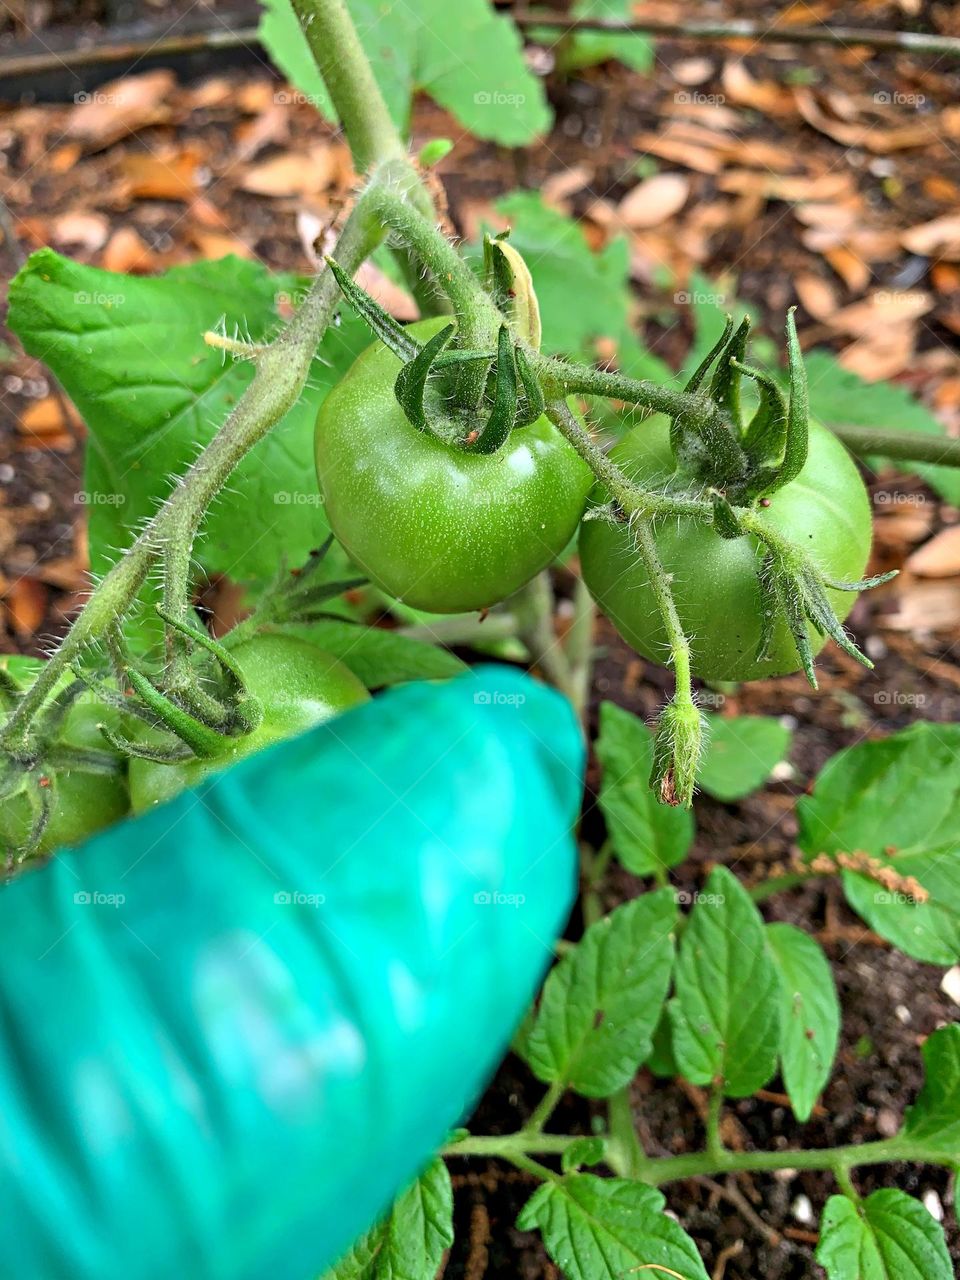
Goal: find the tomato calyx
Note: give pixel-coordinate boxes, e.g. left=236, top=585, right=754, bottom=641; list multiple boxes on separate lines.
left=0, top=668, right=126, bottom=859
left=667, top=310, right=811, bottom=507
left=327, top=256, right=545, bottom=455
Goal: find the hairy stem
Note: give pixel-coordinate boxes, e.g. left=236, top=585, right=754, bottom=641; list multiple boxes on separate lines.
left=631, top=518, right=693, bottom=699
left=288, top=0, right=405, bottom=172
left=544, top=400, right=708, bottom=520
left=537, top=354, right=721, bottom=434
left=828, top=422, right=960, bottom=469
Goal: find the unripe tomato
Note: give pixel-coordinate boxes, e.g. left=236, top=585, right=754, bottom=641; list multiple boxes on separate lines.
left=0, top=657, right=130, bottom=857
left=128, top=634, right=369, bottom=811
left=314, top=318, right=593, bottom=613
left=579, top=415, right=873, bottom=682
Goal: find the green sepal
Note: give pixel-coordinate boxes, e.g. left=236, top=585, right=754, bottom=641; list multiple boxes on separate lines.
left=771, top=564, right=818, bottom=690
left=711, top=493, right=744, bottom=540
left=99, top=725, right=196, bottom=764
left=799, top=565, right=875, bottom=670
left=157, top=606, right=263, bottom=735
left=514, top=346, right=545, bottom=427
left=781, top=309, right=809, bottom=483
left=823, top=569, right=898, bottom=592
left=326, top=256, right=420, bottom=363
left=755, top=552, right=779, bottom=664
left=708, top=315, right=750, bottom=429
left=465, top=325, right=516, bottom=454
left=739, top=360, right=789, bottom=469
left=124, top=667, right=230, bottom=759
left=682, top=314, right=733, bottom=396
left=394, top=323, right=456, bottom=434
left=45, top=743, right=126, bottom=777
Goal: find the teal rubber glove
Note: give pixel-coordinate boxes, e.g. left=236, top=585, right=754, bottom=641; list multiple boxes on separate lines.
left=0, top=667, right=582, bottom=1279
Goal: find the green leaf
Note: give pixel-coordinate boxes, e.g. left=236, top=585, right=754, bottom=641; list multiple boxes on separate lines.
left=324, top=1159, right=454, bottom=1280
left=766, top=923, right=839, bottom=1122
left=7, top=249, right=370, bottom=587
left=817, top=1190, right=953, bottom=1280
left=537, top=0, right=653, bottom=74
left=517, top=1174, right=709, bottom=1280
left=669, top=866, right=780, bottom=1097
left=525, top=889, right=677, bottom=1097
left=797, top=723, right=960, bottom=964
left=266, top=621, right=466, bottom=687
left=596, top=702, right=694, bottom=876
left=259, top=0, right=551, bottom=147
left=698, top=712, right=792, bottom=802
left=899, top=1024, right=960, bottom=1157
left=804, top=351, right=960, bottom=506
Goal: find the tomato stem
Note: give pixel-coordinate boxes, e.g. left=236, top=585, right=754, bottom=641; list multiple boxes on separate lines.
left=288, top=0, right=406, bottom=174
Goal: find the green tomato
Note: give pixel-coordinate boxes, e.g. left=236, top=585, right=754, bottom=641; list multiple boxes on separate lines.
left=128, top=634, right=369, bottom=812
left=579, top=415, right=873, bottom=682
left=0, top=656, right=130, bottom=857
left=314, top=318, right=593, bottom=613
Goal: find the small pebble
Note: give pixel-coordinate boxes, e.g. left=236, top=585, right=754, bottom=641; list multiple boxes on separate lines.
left=869, top=157, right=897, bottom=178
left=865, top=635, right=888, bottom=661
left=876, top=1107, right=900, bottom=1138
left=0, top=464, right=14, bottom=483
left=30, top=491, right=52, bottom=512
left=940, top=966, right=960, bottom=1006
left=895, top=1004, right=911, bottom=1025
left=791, top=1194, right=815, bottom=1225
left=672, top=57, right=713, bottom=86
left=922, top=1189, right=943, bottom=1222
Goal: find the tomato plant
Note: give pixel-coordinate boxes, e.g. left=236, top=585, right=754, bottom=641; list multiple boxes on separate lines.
left=128, top=633, right=369, bottom=811
left=579, top=413, right=873, bottom=682
left=315, top=318, right=593, bottom=613
left=3, top=3, right=960, bottom=1279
